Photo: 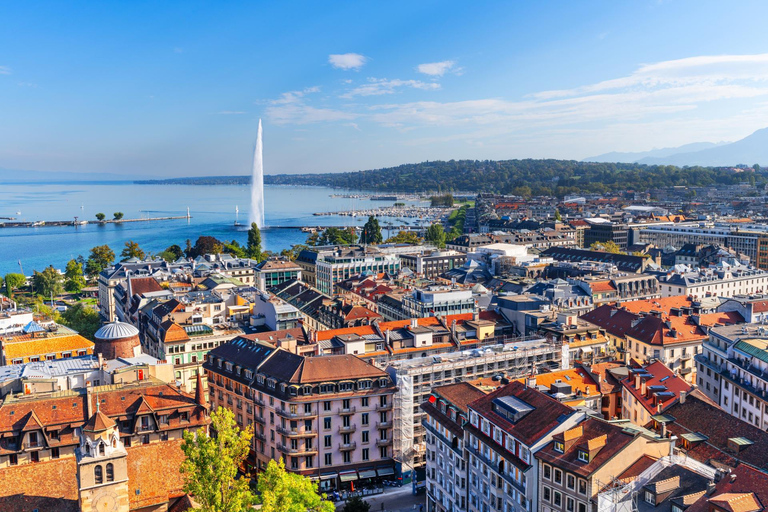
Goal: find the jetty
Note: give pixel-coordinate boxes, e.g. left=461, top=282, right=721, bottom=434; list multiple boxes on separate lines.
left=0, top=215, right=190, bottom=229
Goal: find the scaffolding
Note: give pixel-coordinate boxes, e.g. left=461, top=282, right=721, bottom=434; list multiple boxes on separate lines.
left=393, top=372, right=414, bottom=472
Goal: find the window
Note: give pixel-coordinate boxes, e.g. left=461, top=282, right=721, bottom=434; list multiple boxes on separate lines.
left=554, top=491, right=562, bottom=507
left=325, top=453, right=332, bottom=465
left=324, top=401, right=331, bottom=411
left=95, top=465, right=103, bottom=484
left=543, top=487, right=551, bottom=502
left=9, top=454, right=17, bottom=465
left=324, top=418, right=331, bottom=430
left=324, top=435, right=332, bottom=448
left=544, top=464, right=552, bottom=480
left=567, top=497, right=575, bottom=512
left=362, top=431, right=369, bottom=443
left=51, top=447, right=60, bottom=459
left=362, top=413, right=369, bottom=426
left=343, top=452, right=351, bottom=463
left=577, top=451, right=589, bottom=463
left=106, top=463, right=114, bottom=482
left=567, top=474, right=575, bottom=490
left=554, top=441, right=564, bottom=453
left=554, top=469, right=563, bottom=484
left=362, top=448, right=369, bottom=461
left=30, top=451, right=39, bottom=463
left=645, top=491, right=656, bottom=505
left=362, top=397, right=369, bottom=407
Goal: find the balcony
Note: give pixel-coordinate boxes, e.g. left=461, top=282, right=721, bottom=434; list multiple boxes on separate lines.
left=278, top=443, right=318, bottom=455
left=680, top=367, right=693, bottom=375
left=375, top=402, right=393, bottom=411
left=339, top=442, right=357, bottom=451
left=377, top=420, right=393, bottom=429
left=276, top=407, right=317, bottom=419
left=376, top=438, right=393, bottom=447
left=337, top=406, right=356, bottom=415
left=277, top=426, right=316, bottom=437
left=253, top=415, right=266, bottom=425
left=681, top=353, right=692, bottom=360
left=254, top=431, right=266, bottom=441
left=253, top=397, right=265, bottom=407
left=338, top=424, right=357, bottom=434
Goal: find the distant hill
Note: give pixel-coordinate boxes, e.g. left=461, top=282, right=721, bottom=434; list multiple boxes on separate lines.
left=0, top=168, right=149, bottom=183
left=584, top=127, right=768, bottom=167
left=638, top=127, right=768, bottom=167
left=584, top=142, right=725, bottom=163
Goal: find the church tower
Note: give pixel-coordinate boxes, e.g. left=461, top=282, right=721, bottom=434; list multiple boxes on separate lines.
left=77, top=406, right=131, bottom=512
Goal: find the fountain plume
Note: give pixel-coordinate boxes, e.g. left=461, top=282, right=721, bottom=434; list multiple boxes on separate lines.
left=249, top=120, right=265, bottom=227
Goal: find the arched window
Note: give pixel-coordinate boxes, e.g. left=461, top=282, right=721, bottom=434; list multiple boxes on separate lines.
left=94, top=465, right=103, bottom=484
left=106, top=463, right=114, bottom=482
left=99, top=443, right=105, bottom=456
left=112, top=436, right=118, bottom=449
left=85, top=444, right=91, bottom=456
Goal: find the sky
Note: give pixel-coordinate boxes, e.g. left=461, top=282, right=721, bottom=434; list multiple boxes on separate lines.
left=2, top=0, right=768, bottom=177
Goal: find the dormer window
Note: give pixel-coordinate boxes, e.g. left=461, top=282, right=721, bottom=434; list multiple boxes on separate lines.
left=554, top=441, right=565, bottom=453
left=358, top=380, right=372, bottom=390
left=245, top=370, right=252, bottom=379
left=379, top=378, right=388, bottom=387
left=577, top=450, right=589, bottom=463
left=225, top=362, right=233, bottom=372
left=644, top=491, right=656, bottom=505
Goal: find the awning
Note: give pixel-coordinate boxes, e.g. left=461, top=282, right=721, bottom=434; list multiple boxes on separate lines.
left=580, top=347, right=593, bottom=353
left=339, top=471, right=358, bottom=482
left=320, top=473, right=338, bottom=481
left=309, top=476, right=320, bottom=481
left=358, top=468, right=377, bottom=479
left=376, top=467, right=395, bottom=477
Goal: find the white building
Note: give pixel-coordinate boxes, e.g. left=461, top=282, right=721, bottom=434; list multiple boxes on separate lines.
left=658, top=264, right=768, bottom=298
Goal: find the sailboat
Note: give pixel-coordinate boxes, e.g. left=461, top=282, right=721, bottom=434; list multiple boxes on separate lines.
left=234, top=205, right=243, bottom=227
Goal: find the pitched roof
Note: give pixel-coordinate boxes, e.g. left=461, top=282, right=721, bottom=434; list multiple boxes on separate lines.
left=129, top=276, right=164, bottom=296
left=433, top=382, right=486, bottom=413
left=468, top=381, right=575, bottom=447
left=687, top=464, right=768, bottom=512
left=161, top=321, right=190, bottom=343
left=621, top=361, right=693, bottom=414
left=83, top=410, right=116, bottom=432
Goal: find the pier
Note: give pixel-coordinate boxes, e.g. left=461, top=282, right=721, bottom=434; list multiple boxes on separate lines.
left=0, top=215, right=190, bottom=229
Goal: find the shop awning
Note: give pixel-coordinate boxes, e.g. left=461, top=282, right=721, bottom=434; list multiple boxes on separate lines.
left=339, top=471, right=358, bottom=482
left=580, top=347, right=593, bottom=353
left=320, top=473, right=338, bottom=481
left=376, top=467, right=395, bottom=477
left=358, top=468, right=377, bottom=479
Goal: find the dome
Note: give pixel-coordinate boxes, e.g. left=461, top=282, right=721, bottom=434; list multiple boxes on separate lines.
left=95, top=321, right=139, bottom=340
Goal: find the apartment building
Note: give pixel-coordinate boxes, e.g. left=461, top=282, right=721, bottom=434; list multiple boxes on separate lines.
left=696, top=323, right=768, bottom=431
left=402, top=287, right=477, bottom=318
left=536, top=418, right=671, bottom=512
left=634, top=222, right=767, bottom=262
left=400, top=250, right=467, bottom=279
left=255, top=257, right=302, bottom=291
left=297, top=246, right=401, bottom=295
left=583, top=221, right=629, bottom=251
left=464, top=382, right=585, bottom=512
left=620, top=361, right=692, bottom=427
left=204, top=338, right=397, bottom=492
left=387, top=338, right=565, bottom=468
left=658, top=266, right=768, bottom=299
left=0, top=377, right=208, bottom=511
left=422, top=383, right=486, bottom=512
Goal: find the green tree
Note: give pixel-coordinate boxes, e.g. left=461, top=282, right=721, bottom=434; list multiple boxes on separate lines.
left=342, top=495, right=371, bottom=512
left=222, top=240, right=247, bottom=258
left=95, top=212, right=106, bottom=221
left=166, top=244, right=184, bottom=260
left=317, top=227, right=357, bottom=246
left=64, top=259, right=87, bottom=293
left=247, top=222, right=263, bottom=261
left=4, top=273, right=25, bottom=297
left=121, top=240, right=145, bottom=261
left=360, top=216, right=383, bottom=245
left=430, top=194, right=454, bottom=207
left=180, top=407, right=255, bottom=512
left=590, top=241, right=624, bottom=254
left=32, top=266, right=63, bottom=298
left=554, top=210, right=562, bottom=221
left=305, top=231, right=321, bottom=247
left=85, top=245, right=115, bottom=277
left=60, top=303, right=101, bottom=340
left=113, top=212, right=124, bottom=220
left=385, top=231, right=423, bottom=245
left=425, top=223, right=446, bottom=249
left=257, top=458, right=334, bottom=512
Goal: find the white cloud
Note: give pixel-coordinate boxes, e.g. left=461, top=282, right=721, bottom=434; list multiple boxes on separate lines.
left=341, top=78, right=440, bottom=98
left=266, top=86, right=356, bottom=125
left=0, top=66, right=11, bottom=75
left=417, top=60, right=456, bottom=77
left=329, top=53, right=367, bottom=70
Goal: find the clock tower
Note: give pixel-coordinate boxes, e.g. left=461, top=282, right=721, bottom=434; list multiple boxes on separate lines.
left=77, top=407, right=130, bottom=512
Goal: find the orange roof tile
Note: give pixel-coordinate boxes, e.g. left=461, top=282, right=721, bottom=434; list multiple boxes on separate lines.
left=2, top=333, right=94, bottom=361
left=513, top=367, right=599, bottom=396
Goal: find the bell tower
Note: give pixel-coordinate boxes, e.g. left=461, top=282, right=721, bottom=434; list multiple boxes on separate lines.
left=77, top=406, right=130, bottom=512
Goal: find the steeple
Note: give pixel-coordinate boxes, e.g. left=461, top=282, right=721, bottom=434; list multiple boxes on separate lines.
left=195, top=372, right=206, bottom=407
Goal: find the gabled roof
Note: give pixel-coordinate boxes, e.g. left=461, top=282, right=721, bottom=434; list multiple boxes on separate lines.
left=83, top=410, right=116, bottom=432
left=621, top=361, right=692, bottom=414
left=687, top=464, right=768, bottom=512
left=129, top=277, right=164, bottom=296
left=19, top=410, right=44, bottom=432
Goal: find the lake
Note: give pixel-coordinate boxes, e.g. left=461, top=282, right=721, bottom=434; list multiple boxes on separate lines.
left=0, top=182, right=428, bottom=275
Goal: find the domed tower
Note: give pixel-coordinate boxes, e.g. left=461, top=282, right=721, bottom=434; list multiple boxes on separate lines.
left=94, top=321, right=141, bottom=360
left=77, top=408, right=130, bottom=512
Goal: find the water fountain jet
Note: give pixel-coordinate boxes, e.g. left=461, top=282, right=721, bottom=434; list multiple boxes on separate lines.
left=249, top=120, right=265, bottom=228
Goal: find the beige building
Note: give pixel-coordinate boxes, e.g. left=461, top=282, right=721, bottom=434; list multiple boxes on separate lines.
left=205, top=338, right=397, bottom=492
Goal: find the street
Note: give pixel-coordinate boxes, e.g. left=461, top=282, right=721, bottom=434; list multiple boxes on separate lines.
left=335, top=487, right=426, bottom=512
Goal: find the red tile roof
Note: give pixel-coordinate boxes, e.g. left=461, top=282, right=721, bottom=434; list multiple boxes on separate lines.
left=687, top=464, right=768, bottom=512
left=621, top=360, right=693, bottom=414
left=129, top=276, right=164, bottom=296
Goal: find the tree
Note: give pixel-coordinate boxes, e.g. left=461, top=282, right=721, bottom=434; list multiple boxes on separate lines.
left=590, top=241, right=624, bottom=254
left=425, top=223, right=446, bottom=249
left=554, top=210, right=562, bottom=221
left=189, top=236, right=224, bottom=258
left=60, top=303, right=101, bottom=340
left=247, top=222, right=263, bottom=261
left=341, top=495, right=371, bottom=512
left=64, top=259, right=87, bottom=293
left=121, top=240, right=146, bottom=261
left=32, top=266, right=63, bottom=298
left=85, top=245, right=115, bottom=277
left=305, top=231, right=321, bottom=247
left=113, top=212, right=124, bottom=220
left=180, top=407, right=255, bottom=512
left=95, top=212, right=106, bottom=221
left=360, top=216, right=383, bottom=245
left=317, top=227, right=357, bottom=246
left=4, top=273, right=25, bottom=297
left=222, top=240, right=247, bottom=258
left=257, top=459, right=334, bottom=512
left=385, top=231, right=422, bottom=245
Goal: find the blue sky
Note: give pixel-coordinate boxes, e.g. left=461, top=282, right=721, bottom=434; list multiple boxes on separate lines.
left=2, top=0, right=768, bottom=176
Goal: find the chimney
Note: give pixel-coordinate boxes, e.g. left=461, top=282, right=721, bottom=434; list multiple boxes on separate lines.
left=86, top=382, right=93, bottom=418
left=411, top=318, right=418, bottom=329
left=706, top=481, right=716, bottom=496
left=527, top=376, right=536, bottom=388
left=386, top=329, right=391, bottom=347
left=641, top=379, right=647, bottom=397
left=679, top=390, right=687, bottom=404
left=660, top=421, right=667, bottom=438
left=634, top=374, right=641, bottom=389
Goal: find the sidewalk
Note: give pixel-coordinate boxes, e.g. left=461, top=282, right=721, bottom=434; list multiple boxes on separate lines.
left=334, top=486, right=426, bottom=512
